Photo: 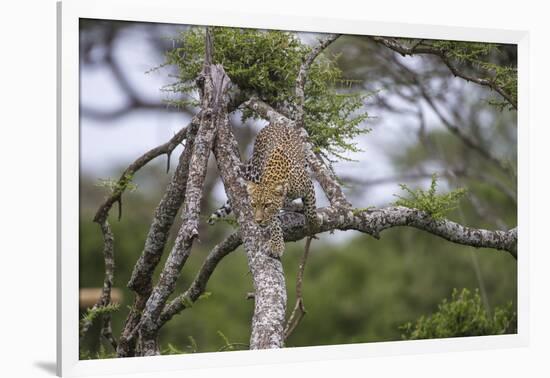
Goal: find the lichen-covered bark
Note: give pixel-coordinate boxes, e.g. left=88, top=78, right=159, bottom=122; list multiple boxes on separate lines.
left=127, top=117, right=200, bottom=295
left=116, top=117, right=201, bottom=357
left=281, top=206, right=518, bottom=258
left=213, top=106, right=287, bottom=349
left=116, top=294, right=146, bottom=357
left=137, top=57, right=231, bottom=355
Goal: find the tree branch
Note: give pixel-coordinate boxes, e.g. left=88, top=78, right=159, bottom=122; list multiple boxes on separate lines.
left=81, top=23, right=194, bottom=121
left=418, top=83, right=516, bottom=178
left=213, top=101, right=287, bottom=349
left=369, top=36, right=517, bottom=109
left=158, top=204, right=516, bottom=330
left=136, top=32, right=229, bottom=355
left=341, top=168, right=516, bottom=204
left=158, top=232, right=243, bottom=326
left=116, top=117, right=200, bottom=357
left=137, top=109, right=216, bottom=355
left=79, top=221, right=117, bottom=345
left=280, top=206, right=517, bottom=258
left=387, top=54, right=516, bottom=179
left=81, top=102, right=190, bottom=122
left=127, top=119, right=200, bottom=294
left=93, top=125, right=189, bottom=224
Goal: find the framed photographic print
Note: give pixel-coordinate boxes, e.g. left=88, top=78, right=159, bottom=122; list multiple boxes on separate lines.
left=58, top=0, right=529, bottom=376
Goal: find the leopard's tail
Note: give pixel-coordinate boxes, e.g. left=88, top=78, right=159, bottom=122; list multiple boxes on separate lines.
left=207, top=200, right=232, bottom=225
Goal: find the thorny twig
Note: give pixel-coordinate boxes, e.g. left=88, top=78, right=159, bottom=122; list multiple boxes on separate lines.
left=284, top=237, right=313, bottom=340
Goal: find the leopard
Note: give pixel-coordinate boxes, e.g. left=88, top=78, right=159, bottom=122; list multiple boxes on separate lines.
left=208, top=122, right=319, bottom=257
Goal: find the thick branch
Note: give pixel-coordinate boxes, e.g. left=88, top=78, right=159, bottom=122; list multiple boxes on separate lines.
left=370, top=36, right=517, bottom=109
left=127, top=118, right=200, bottom=296
left=93, top=125, right=188, bottom=224
left=134, top=30, right=231, bottom=355
left=243, top=97, right=291, bottom=125
left=213, top=103, right=287, bottom=349
left=158, top=204, right=516, bottom=333
left=280, top=206, right=517, bottom=258
left=137, top=57, right=230, bottom=355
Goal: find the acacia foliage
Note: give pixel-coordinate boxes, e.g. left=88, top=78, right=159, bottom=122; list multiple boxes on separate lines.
left=390, top=38, right=518, bottom=110
left=393, top=174, right=467, bottom=220
left=162, top=27, right=370, bottom=157
left=430, top=40, right=517, bottom=109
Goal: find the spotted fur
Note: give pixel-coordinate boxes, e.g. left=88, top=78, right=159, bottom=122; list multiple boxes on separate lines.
left=208, top=123, right=319, bottom=257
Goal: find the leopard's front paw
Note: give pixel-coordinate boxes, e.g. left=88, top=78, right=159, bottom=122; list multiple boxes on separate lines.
left=269, top=240, right=285, bottom=259
left=308, top=213, right=321, bottom=233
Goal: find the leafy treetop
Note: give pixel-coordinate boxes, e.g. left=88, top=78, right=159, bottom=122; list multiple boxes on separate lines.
left=161, top=27, right=370, bottom=158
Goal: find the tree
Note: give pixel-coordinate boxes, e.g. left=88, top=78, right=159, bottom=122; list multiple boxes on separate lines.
left=81, top=26, right=517, bottom=357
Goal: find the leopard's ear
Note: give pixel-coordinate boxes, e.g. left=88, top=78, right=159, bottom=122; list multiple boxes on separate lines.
left=246, top=181, right=257, bottom=195
left=273, top=181, right=288, bottom=196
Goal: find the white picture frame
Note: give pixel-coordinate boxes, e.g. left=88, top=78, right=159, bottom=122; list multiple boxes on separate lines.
left=57, top=0, right=529, bottom=376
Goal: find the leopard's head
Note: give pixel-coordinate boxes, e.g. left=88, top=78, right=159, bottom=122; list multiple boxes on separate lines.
left=247, top=180, right=287, bottom=227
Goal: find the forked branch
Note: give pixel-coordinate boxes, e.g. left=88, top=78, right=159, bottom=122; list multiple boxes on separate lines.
left=370, top=36, right=517, bottom=109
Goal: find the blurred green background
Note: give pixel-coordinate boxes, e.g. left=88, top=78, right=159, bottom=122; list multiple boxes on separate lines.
left=79, top=20, right=517, bottom=356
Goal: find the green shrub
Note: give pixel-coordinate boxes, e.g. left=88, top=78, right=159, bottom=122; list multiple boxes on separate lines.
left=400, top=288, right=516, bottom=340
